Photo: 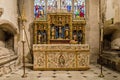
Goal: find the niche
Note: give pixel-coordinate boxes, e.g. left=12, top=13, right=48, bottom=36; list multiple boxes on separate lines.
left=0, top=29, right=14, bottom=50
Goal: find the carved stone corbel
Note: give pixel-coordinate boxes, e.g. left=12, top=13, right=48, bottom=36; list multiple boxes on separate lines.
left=0, top=8, right=3, bottom=17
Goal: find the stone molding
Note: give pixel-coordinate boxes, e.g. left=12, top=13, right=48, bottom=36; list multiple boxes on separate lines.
left=0, top=19, right=18, bottom=34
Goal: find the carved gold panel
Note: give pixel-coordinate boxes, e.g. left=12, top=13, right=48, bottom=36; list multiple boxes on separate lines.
left=33, top=44, right=90, bottom=70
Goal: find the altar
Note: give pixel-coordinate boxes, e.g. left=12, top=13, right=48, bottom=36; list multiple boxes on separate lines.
left=33, top=0, right=90, bottom=70
left=33, top=44, right=90, bottom=70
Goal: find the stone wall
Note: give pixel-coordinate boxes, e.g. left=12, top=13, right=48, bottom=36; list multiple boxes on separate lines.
left=88, top=0, right=99, bottom=63
left=102, top=0, right=120, bottom=50
left=0, top=0, right=18, bottom=27
left=113, top=0, right=120, bottom=23
left=0, top=0, right=18, bottom=76
left=105, top=0, right=115, bottom=20
left=104, top=0, right=120, bottom=23
left=0, top=0, right=18, bottom=52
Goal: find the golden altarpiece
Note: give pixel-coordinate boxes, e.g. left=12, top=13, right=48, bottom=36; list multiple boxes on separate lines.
left=33, top=0, right=90, bottom=70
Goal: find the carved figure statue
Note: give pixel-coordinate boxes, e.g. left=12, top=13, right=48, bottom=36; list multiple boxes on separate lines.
left=43, top=30, right=47, bottom=43
left=51, top=27, right=55, bottom=39
left=58, top=26, right=62, bottom=38
left=73, top=34, right=77, bottom=41
left=58, top=54, right=65, bottom=67
left=78, top=30, right=83, bottom=44
left=38, top=31, right=42, bottom=44
left=65, top=28, right=69, bottom=39
left=65, top=24, right=69, bottom=39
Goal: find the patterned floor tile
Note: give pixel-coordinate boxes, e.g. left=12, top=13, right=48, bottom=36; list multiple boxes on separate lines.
left=52, top=75, right=57, bottom=78
left=67, top=75, right=72, bottom=78
left=0, top=64, right=120, bottom=80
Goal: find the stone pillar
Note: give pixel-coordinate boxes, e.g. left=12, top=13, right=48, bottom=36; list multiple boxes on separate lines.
left=88, top=0, right=99, bottom=63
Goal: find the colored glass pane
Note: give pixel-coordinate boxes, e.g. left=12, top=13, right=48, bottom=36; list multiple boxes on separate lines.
left=74, top=0, right=85, bottom=18
left=34, top=0, right=46, bottom=19
left=47, top=0, right=57, bottom=12
left=61, top=0, right=72, bottom=12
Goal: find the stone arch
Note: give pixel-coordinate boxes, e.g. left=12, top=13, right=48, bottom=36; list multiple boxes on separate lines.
left=104, top=22, right=120, bottom=49
left=0, top=19, right=18, bottom=52
left=0, top=19, right=18, bottom=35
left=0, top=20, right=18, bottom=74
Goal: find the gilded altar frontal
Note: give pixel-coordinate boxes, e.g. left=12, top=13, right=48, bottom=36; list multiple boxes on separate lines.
left=0, top=0, right=120, bottom=80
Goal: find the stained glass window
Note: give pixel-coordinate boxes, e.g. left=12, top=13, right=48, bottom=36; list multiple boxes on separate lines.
left=61, top=0, right=72, bottom=12
left=47, top=0, right=57, bottom=12
left=34, top=0, right=85, bottom=20
left=34, top=0, right=46, bottom=20
left=74, top=0, right=85, bottom=19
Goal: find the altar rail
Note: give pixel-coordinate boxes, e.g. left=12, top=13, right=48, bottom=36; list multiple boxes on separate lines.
left=33, top=44, right=90, bottom=70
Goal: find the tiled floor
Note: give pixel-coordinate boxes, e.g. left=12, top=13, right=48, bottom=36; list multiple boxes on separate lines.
left=0, top=64, right=120, bottom=80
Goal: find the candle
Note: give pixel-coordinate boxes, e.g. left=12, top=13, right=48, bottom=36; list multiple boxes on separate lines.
left=101, top=28, right=103, bottom=41
left=23, top=27, right=25, bottom=41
